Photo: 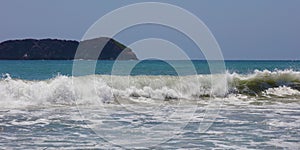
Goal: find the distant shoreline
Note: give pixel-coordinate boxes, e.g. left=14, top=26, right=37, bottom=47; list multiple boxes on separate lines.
left=0, top=38, right=138, bottom=60
left=0, top=38, right=298, bottom=61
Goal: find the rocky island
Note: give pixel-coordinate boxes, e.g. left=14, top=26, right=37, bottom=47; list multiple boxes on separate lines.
left=0, top=37, right=138, bottom=60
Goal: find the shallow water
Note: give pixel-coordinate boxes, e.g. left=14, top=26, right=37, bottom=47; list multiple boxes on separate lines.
left=0, top=101, right=299, bottom=149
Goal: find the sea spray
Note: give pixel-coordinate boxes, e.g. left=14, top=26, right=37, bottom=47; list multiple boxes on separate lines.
left=1, top=69, right=300, bottom=108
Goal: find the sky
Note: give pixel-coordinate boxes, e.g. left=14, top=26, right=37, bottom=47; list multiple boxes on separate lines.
left=1, top=0, right=300, bottom=60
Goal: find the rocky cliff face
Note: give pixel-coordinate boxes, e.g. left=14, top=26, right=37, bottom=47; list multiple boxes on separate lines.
left=0, top=38, right=138, bottom=60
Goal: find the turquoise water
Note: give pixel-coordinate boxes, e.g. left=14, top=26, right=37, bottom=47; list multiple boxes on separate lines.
left=1, top=60, right=299, bottom=80
left=0, top=60, right=299, bottom=149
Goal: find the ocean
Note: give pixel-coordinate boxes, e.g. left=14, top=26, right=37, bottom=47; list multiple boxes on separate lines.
left=0, top=60, right=299, bottom=149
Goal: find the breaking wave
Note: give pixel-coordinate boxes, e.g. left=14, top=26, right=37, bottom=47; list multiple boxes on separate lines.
left=1, top=69, right=300, bottom=108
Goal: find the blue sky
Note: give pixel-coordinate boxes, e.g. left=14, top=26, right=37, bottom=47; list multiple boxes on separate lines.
left=1, top=0, right=300, bottom=60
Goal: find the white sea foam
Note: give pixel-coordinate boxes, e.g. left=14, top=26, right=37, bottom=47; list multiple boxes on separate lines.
left=263, top=86, right=300, bottom=97
left=0, top=69, right=300, bottom=108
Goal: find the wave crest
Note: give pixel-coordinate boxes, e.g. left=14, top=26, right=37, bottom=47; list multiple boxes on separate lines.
left=1, top=69, right=300, bottom=108
left=228, top=69, right=300, bottom=96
